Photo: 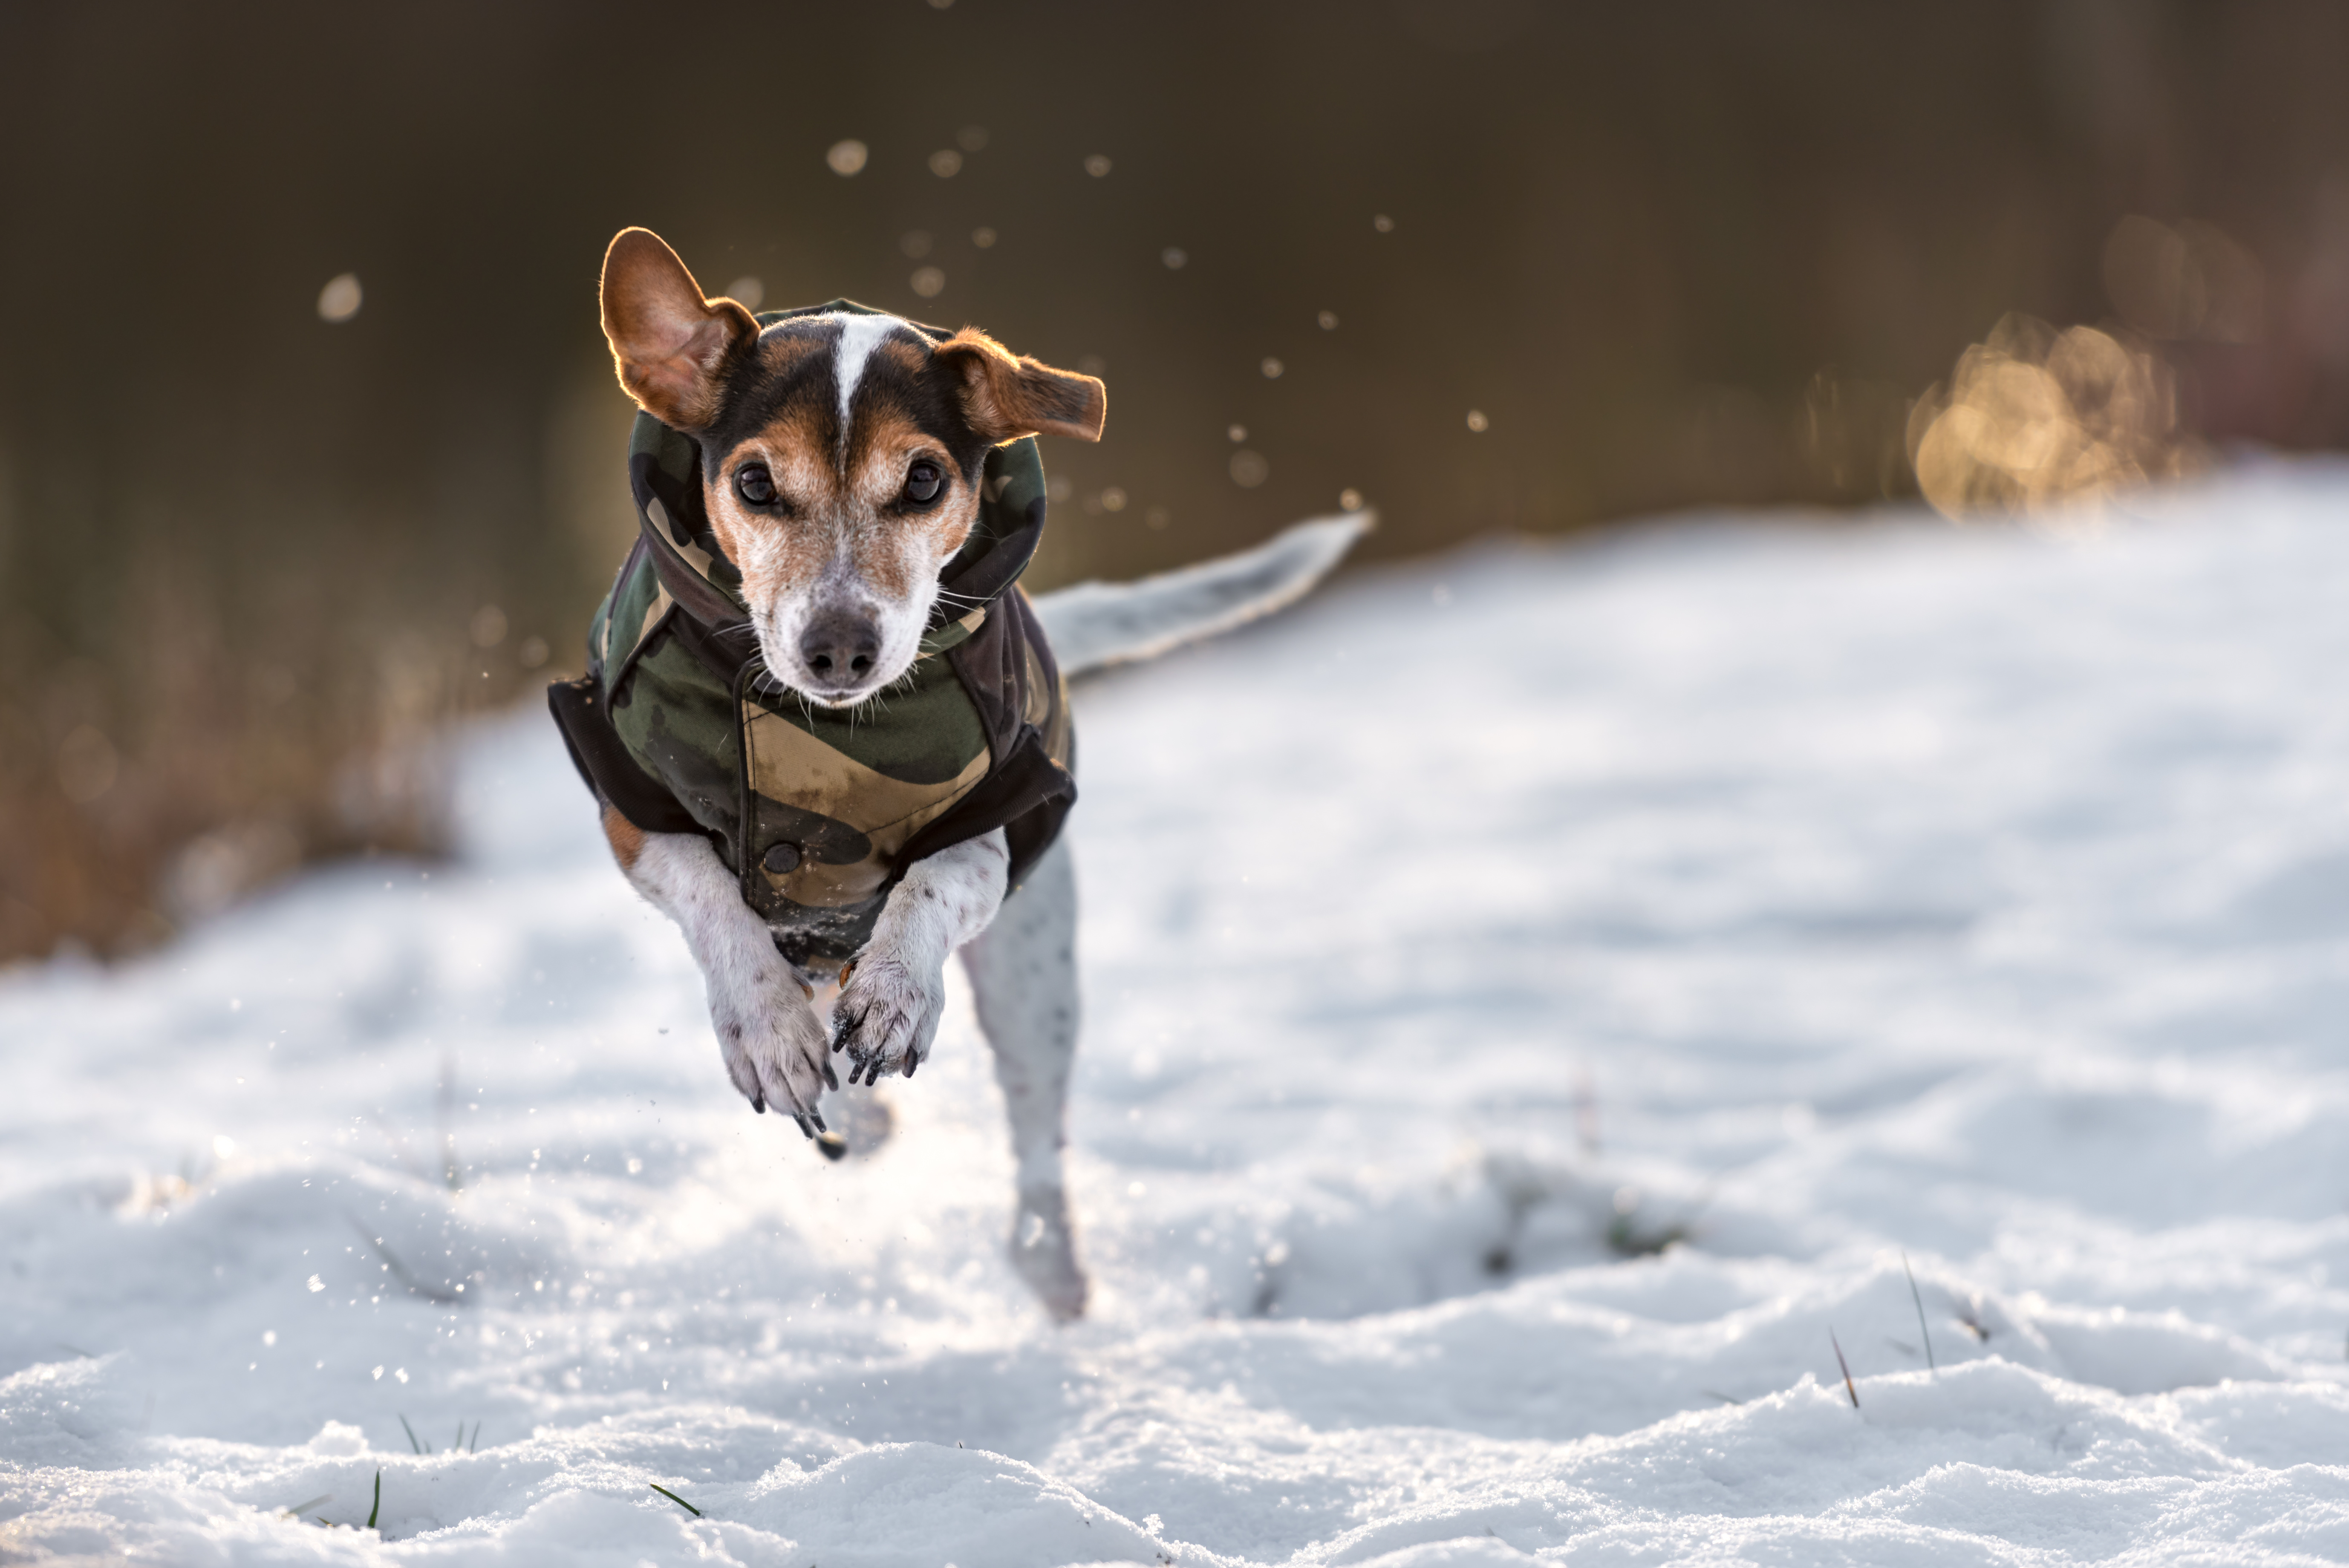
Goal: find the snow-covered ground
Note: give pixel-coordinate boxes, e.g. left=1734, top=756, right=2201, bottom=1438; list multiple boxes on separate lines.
left=6, top=464, right=2349, bottom=1565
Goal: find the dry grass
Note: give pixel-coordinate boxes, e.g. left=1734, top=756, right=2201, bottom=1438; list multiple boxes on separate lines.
left=0, top=532, right=585, bottom=965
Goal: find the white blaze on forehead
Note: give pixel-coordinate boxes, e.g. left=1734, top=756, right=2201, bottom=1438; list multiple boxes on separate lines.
left=831, top=312, right=916, bottom=456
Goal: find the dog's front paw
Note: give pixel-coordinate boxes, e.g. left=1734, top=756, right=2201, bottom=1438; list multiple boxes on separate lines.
left=830, top=952, right=945, bottom=1085
left=711, top=968, right=837, bottom=1137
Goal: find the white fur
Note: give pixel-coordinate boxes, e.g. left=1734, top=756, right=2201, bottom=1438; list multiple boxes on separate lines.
left=620, top=830, right=833, bottom=1126
left=834, top=828, right=1009, bottom=1082
left=959, top=834, right=1086, bottom=1319
left=759, top=533, right=940, bottom=709
left=830, top=312, right=912, bottom=458
left=1032, top=513, right=1370, bottom=674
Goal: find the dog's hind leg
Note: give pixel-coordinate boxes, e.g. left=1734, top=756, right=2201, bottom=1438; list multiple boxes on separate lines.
left=960, top=833, right=1088, bottom=1321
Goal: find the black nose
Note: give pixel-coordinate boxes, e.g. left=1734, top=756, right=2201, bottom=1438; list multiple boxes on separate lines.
left=799, top=613, right=880, bottom=682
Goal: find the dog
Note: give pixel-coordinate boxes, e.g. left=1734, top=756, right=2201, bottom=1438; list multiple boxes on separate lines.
left=558, top=228, right=1360, bottom=1319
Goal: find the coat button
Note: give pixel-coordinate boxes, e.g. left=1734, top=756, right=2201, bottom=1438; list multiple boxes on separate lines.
left=762, top=842, right=801, bottom=873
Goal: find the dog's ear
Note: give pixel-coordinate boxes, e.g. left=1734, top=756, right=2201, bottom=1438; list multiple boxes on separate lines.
left=600, top=228, right=759, bottom=432
left=933, top=329, right=1107, bottom=444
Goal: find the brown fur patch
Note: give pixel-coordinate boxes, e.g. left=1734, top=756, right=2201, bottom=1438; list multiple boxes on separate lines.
left=705, top=399, right=834, bottom=611
left=758, top=330, right=830, bottom=381
left=934, top=329, right=1107, bottom=444
left=601, top=802, right=647, bottom=870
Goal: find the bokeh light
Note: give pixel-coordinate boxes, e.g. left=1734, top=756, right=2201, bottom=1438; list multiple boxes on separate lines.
left=1908, top=314, right=2196, bottom=524
left=315, top=273, right=362, bottom=323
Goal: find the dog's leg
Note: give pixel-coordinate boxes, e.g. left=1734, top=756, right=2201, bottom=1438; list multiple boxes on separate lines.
left=832, top=829, right=1010, bottom=1084
left=958, top=834, right=1088, bottom=1321
left=602, top=805, right=835, bottom=1136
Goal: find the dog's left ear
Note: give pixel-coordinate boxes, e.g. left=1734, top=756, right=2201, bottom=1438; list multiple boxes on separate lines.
left=933, top=329, right=1107, bottom=444
left=600, top=227, right=759, bottom=432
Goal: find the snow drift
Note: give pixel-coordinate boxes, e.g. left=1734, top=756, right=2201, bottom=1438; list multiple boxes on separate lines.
left=4, top=464, right=2349, bottom=1564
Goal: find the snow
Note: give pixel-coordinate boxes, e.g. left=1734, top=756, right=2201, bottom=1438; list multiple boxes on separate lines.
left=6, top=463, right=2349, bottom=1564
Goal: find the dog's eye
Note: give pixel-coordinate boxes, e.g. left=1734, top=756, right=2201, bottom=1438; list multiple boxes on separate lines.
left=904, top=461, right=943, bottom=505
left=735, top=463, right=776, bottom=506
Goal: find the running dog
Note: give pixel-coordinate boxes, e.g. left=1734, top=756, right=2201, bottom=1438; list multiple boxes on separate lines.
left=555, top=228, right=1360, bottom=1319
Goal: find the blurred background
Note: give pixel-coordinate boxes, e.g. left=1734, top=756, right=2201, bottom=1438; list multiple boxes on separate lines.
left=4, top=0, right=2348, bottom=964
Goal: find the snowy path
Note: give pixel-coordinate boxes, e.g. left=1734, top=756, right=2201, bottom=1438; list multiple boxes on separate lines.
left=5, top=466, right=2349, bottom=1564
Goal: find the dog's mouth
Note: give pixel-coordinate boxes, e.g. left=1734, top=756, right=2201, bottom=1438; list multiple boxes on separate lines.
left=764, top=656, right=904, bottom=711
left=800, top=682, right=882, bottom=709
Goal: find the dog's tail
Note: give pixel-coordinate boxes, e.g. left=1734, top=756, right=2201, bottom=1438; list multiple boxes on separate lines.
left=1031, top=513, right=1369, bottom=677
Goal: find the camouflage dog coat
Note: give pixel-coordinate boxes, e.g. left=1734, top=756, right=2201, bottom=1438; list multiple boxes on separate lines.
left=548, top=304, right=1076, bottom=968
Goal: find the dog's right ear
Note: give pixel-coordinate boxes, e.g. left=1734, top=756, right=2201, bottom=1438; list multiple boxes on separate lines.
left=600, top=228, right=758, bottom=432
left=933, top=329, right=1107, bottom=444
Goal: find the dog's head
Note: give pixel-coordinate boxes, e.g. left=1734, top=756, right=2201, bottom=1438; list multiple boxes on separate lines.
left=598, top=226, right=1105, bottom=707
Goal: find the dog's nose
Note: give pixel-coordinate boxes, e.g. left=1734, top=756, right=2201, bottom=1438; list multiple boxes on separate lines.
left=799, top=613, right=881, bottom=682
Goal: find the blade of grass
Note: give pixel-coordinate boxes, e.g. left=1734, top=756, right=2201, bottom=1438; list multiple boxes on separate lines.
left=468, top=1420, right=481, bottom=1453
left=366, top=1470, right=380, bottom=1531
left=280, top=1493, right=333, bottom=1517
left=650, top=1482, right=703, bottom=1518
left=453, top=1421, right=462, bottom=1454
left=1903, top=1251, right=1936, bottom=1373
left=1830, top=1327, right=1860, bottom=1408
left=398, top=1413, right=429, bottom=1455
